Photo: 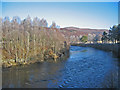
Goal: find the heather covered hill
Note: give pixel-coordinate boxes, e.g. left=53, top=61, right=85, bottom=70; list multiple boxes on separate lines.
left=60, top=27, right=109, bottom=43
left=60, top=27, right=108, bottom=36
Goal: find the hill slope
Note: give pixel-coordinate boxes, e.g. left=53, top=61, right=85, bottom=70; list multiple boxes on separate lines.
left=60, top=27, right=108, bottom=37
left=60, top=27, right=109, bottom=43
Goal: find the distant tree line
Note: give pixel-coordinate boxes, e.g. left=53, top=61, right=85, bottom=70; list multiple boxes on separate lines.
left=71, top=24, right=120, bottom=44
left=0, top=16, right=69, bottom=67
left=102, top=24, right=120, bottom=43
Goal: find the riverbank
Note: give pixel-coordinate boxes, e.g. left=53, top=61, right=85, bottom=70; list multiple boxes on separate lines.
left=71, top=43, right=120, bottom=58
left=2, top=48, right=70, bottom=68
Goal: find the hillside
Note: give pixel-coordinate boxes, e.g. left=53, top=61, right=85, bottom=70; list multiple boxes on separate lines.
left=60, top=27, right=109, bottom=43
left=60, top=27, right=109, bottom=37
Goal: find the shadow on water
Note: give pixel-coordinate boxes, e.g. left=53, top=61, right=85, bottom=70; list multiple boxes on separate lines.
left=101, top=70, right=119, bottom=88
left=2, top=46, right=119, bottom=88
left=2, top=61, right=67, bottom=88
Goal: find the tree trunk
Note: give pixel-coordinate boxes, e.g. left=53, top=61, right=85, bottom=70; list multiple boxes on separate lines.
left=15, top=45, right=18, bottom=63
left=34, top=34, right=36, bottom=56
left=26, top=32, right=30, bottom=61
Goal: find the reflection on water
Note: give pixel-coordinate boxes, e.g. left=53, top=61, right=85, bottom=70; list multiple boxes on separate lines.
left=2, top=46, right=119, bottom=88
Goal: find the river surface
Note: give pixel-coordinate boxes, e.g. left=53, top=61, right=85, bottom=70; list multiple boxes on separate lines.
left=2, top=46, right=119, bottom=88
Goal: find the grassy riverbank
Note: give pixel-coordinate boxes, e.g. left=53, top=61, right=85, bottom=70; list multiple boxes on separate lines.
left=2, top=48, right=70, bottom=68
left=71, top=43, right=120, bottom=58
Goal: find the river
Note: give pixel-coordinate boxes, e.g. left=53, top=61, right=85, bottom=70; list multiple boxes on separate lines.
left=2, top=46, right=119, bottom=88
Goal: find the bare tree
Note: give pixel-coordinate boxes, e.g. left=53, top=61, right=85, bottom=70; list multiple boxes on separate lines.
left=2, top=16, right=69, bottom=67
left=39, top=18, right=48, bottom=27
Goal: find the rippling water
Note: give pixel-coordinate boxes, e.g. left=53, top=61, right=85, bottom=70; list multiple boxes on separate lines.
left=2, top=46, right=119, bottom=88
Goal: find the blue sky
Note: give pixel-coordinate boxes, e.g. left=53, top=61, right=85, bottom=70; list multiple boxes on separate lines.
left=1, top=2, right=118, bottom=29
left=1, top=0, right=120, bottom=2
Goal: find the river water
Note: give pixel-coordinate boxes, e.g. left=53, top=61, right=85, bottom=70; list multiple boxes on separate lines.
left=2, top=46, right=119, bottom=88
